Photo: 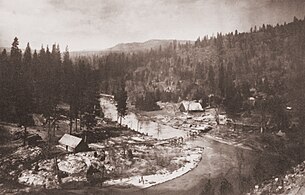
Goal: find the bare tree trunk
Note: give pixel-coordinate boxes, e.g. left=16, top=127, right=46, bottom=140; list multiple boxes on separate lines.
left=80, top=118, right=82, bottom=131
left=75, top=118, right=78, bottom=132
left=23, top=126, right=27, bottom=146
left=261, top=103, right=265, bottom=133
left=69, top=117, right=73, bottom=134
left=53, top=122, right=56, bottom=137
left=48, top=119, right=51, bottom=145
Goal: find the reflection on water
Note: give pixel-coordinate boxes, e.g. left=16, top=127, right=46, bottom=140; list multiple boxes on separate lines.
left=98, top=97, right=290, bottom=195
left=100, top=98, right=187, bottom=139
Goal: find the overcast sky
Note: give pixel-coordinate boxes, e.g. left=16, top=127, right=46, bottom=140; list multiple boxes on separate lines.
left=0, top=0, right=305, bottom=51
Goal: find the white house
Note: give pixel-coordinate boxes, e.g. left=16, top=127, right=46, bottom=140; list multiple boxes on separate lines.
left=58, top=134, right=88, bottom=152
left=179, top=101, right=204, bottom=112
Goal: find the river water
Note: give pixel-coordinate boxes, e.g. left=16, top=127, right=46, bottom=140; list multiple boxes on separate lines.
left=99, top=98, right=187, bottom=140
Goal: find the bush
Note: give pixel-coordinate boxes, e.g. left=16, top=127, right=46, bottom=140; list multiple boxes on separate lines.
left=154, top=153, right=171, bottom=167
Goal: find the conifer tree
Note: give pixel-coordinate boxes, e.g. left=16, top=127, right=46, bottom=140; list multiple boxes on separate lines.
left=208, top=65, right=215, bottom=93
left=0, top=49, right=9, bottom=120
left=11, top=39, right=34, bottom=145
left=218, top=62, right=225, bottom=97
left=82, top=70, right=101, bottom=130
left=62, top=47, right=77, bottom=133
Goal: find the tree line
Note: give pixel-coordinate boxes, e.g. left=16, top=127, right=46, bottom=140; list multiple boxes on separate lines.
left=0, top=37, right=101, bottom=142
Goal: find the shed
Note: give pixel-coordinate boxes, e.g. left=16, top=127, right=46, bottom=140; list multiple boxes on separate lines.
left=179, top=101, right=204, bottom=112
left=58, top=134, right=88, bottom=152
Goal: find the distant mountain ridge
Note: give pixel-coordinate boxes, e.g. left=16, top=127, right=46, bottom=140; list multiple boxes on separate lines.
left=107, top=39, right=191, bottom=52
left=70, top=39, right=193, bottom=57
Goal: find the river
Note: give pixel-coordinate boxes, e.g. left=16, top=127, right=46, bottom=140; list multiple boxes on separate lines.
left=100, top=97, right=187, bottom=140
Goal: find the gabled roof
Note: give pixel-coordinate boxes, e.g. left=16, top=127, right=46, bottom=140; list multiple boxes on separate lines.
left=58, top=134, right=82, bottom=149
left=180, top=101, right=204, bottom=111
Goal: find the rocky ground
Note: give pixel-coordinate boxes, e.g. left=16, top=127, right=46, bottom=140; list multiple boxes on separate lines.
left=250, top=160, right=305, bottom=195
left=0, top=118, right=203, bottom=194
left=16, top=136, right=202, bottom=190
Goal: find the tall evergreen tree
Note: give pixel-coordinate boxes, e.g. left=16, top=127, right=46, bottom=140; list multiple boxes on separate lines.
left=8, top=37, right=22, bottom=120
left=11, top=39, right=34, bottom=145
left=208, top=65, right=215, bottom=94
left=62, top=47, right=77, bottom=133
left=0, top=49, right=10, bottom=120
left=218, top=62, right=225, bottom=97
left=82, top=70, right=102, bottom=130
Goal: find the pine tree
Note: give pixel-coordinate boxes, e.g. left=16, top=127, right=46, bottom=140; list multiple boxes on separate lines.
left=51, top=44, right=62, bottom=102
left=9, top=37, right=22, bottom=120
left=76, top=59, right=90, bottom=131
left=41, top=45, right=60, bottom=143
left=218, top=62, right=225, bottom=97
left=195, top=37, right=201, bottom=47
left=11, top=37, right=22, bottom=74
left=0, top=49, right=10, bottom=120
left=62, top=47, right=77, bottom=134
left=82, top=70, right=101, bottom=130
left=208, top=65, right=215, bottom=93
left=35, top=46, right=46, bottom=113
left=31, top=50, right=40, bottom=112
left=12, top=39, right=34, bottom=145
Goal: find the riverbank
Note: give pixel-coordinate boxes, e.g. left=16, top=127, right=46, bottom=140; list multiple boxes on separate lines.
left=203, top=134, right=253, bottom=151
left=36, top=134, right=290, bottom=195
left=103, top=145, right=202, bottom=189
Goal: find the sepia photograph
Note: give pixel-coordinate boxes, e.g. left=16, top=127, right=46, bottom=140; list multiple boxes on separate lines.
left=1, top=0, right=305, bottom=194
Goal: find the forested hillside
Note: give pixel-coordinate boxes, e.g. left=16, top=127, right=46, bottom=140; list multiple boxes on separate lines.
left=94, top=16, right=305, bottom=129
left=1, top=16, right=305, bottom=132
left=92, top=17, right=304, bottom=109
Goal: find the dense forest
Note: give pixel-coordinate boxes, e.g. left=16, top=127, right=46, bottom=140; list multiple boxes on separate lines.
left=1, top=16, right=305, bottom=134
left=0, top=38, right=101, bottom=134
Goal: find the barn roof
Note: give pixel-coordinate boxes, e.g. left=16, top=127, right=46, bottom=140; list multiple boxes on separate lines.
left=180, top=101, right=204, bottom=111
left=58, top=134, right=83, bottom=149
